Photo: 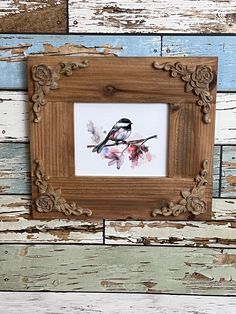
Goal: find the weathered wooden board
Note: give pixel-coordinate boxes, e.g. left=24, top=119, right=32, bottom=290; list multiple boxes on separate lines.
left=0, top=143, right=31, bottom=194
left=0, top=0, right=67, bottom=33
left=213, top=146, right=220, bottom=197
left=0, top=91, right=28, bottom=143
left=0, top=195, right=236, bottom=245
left=212, top=198, right=236, bottom=220
left=0, top=292, right=236, bottom=314
left=105, top=218, right=236, bottom=247
left=162, top=36, right=236, bottom=91
left=0, top=35, right=161, bottom=90
left=68, top=0, right=236, bottom=34
left=105, top=198, right=236, bottom=247
left=0, top=245, right=236, bottom=294
left=215, top=93, right=236, bottom=144
left=0, top=196, right=103, bottom=243
left=2, top=91, right=234, bottom=145
left=221, top=146, right=236, bottom=197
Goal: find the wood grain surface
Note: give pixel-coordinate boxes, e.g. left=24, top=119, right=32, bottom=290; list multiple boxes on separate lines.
left=28, top=56, right=217, bottom=220
left=0, top=0, right=67, bottom=33
left=1, top=244, right=236, bottom=294
left=0, top=292, right=236, bottom=314
left=68, top=0, right=236, bottom=34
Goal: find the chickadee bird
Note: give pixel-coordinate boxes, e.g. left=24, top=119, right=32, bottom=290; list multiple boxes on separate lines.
left=92, top=118, right=133, bottom=154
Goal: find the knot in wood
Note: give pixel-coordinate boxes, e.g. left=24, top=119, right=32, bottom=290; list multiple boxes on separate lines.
left=103, top=85, right=117, bottom=96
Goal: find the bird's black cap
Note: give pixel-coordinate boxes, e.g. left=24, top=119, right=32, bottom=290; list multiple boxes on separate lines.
left=118, top=118, right=132, bottom=124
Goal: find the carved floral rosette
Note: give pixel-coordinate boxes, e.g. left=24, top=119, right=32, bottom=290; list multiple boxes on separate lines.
left=153, top=61, right=214, bottom=123
left=152, top=160, right=209, bottom=217
left=31, top=61, right=89, bottom=123
left=34, top=160, right=92, bottom=217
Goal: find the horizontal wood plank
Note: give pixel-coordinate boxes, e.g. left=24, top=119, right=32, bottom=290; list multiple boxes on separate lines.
left=0, top=195, right=235, bottom=245
left=0, top=292, right=236, bottom=314
left=0, top=0, right=67, bottom=33
left=212, top=198, right=236, bottom=220
left=105, top=199, right=236, bottom=247
left=162, top=36, right=236, bottom=91
left=213, top=145, right=220, bottom=197
left=215, top=94, right=236, bottom=144
left=0, top=244, right=236, bottom=294
left=0, top=91, right=28, bottom=142
left=221, top=146, right=236, bottom=197
left=105, top=218, right=236, bottom=247
left=0, top=35, right=161, bottom=90
left=68, top=0, right=236, bottom=34
left=0, top=195, right=103, bottom=243
left=0, top=143, right=31, bottom=194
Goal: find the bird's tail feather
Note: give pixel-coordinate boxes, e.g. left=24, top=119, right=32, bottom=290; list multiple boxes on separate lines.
left=92, top=138, right=107, bottom=154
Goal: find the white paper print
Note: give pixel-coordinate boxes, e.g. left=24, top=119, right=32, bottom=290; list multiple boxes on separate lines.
left=74, top=103, right=168, bottom=177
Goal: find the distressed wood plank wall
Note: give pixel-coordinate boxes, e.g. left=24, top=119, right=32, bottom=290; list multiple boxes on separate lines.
left=0, top=0, right=236, bottom=311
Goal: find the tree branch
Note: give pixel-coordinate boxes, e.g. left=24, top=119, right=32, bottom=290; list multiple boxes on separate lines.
left=87, top=135, right=158, bottom=149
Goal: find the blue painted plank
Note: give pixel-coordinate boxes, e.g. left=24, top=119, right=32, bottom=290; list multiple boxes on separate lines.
left=0, top=143, right=31, bottom=194
left=213, top=146, right=220, bottom=197
left=0, top=35, right=161, bottom=90
left=162, top=36, right=236, bottom=91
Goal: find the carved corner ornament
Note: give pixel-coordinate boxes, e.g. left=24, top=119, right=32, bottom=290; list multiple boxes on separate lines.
left=31, top=61, right=89, bottom=123
left=153, top=62, right=214, bottom=123
left=34, top=160, right=92, bottom=217
left=152, top=160, right=209, bottom=217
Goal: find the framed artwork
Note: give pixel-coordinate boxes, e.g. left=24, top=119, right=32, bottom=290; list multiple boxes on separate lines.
left=28, top=56, right=218, bottom=220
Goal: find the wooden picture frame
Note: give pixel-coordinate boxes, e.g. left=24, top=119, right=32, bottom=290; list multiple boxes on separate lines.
left=28, top=56, right=218, bottom=220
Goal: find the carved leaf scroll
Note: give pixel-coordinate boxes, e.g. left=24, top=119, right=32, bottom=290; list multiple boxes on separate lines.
left=152, top=160, right=209, bottom=217
left=34, top=160, right=92, bottom=217
left=153, top=61, right=214, bottom=123
left=31, top=61, right=89, bottom=123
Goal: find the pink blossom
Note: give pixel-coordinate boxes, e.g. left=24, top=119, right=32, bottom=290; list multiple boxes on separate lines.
left=104, top=148, right=125, bottom=170
left=128, top=144, right=152, bottom=168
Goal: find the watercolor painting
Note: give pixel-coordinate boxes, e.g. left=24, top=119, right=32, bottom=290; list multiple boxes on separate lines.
left=87, top=118, right=158, bottom=170
left=74, top=103, right=168, bottom=177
